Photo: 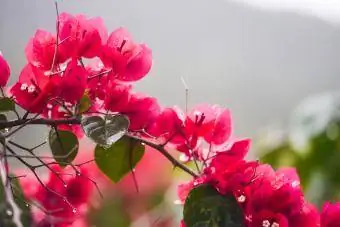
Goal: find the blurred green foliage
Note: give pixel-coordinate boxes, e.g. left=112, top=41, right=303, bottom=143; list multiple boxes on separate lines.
left=256, top=92, right=340, bottom=207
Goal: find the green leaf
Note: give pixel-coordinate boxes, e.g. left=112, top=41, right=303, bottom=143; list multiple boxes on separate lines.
left=289, top=92, right=340, bottom=149
left=0, top=114, right=9, bottom=133
left=183, top=184, right=244, bottom=227
left=49, top=129, right=79, bottom=167
left=78, top=93, right=91, bottom=114
left=81, top=115, right=129, bottom=146
left=0, top=98, right=15, bottom=112
left=95, top=136, right=145, bottom=183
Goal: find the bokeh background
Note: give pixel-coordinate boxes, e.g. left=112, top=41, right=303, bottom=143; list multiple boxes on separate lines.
left=1, top=0, right=340, bottom=226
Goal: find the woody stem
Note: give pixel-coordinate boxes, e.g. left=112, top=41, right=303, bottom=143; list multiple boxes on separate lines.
left=0, top=117, right=198, bottom=178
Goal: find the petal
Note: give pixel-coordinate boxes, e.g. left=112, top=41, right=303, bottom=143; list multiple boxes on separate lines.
left=204, top=107, right=232, bottom=145
left=122, top=93, right=160, bottom=130
left=60, top=61, right=87, bottom=103
left=118, top=44, right=152, bottom=81
left=103, top=82, right=131, bottom=112
left=25, top=29, right=67, bottom=70
left=0, top=52, right=10, bottom=87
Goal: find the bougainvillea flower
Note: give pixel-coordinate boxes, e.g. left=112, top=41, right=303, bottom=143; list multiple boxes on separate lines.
left=103, top=82, right=132, bottom=112
left=0, top=51, right=10, bottom=87
left=209, top=139, right=250, bottom=169
left=149, top=104, right=232, bottom=161
left=20, top=165, right=93, bottom=226
left=185, top=104, right=232, bottom=145
left=290, top=202, right=319, bottom=227
left=148, top=107, right=185, bottom=143
left=58, top=13, right=107, bottom=59
left=25, top=29, right=68, bottom=70
left=101, top=27, right=152, bottom=82
left=59, top=60, right=87, bottom=103
left=120, top=93, right=160, bottom=130
left=247, top=165, right=305, bottom=227
left=10, top=64, right=61, bottom=113
left=321, top=202, right=340, bottom=227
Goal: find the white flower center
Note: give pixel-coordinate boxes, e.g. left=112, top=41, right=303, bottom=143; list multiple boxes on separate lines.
left=20, top=83, right=28, bottom=91
left=237, top=195, right=246, bottom=203
left=27, top=85, right=36, bottom=93
left=262, top=220, right=270, bottom=227
left=291, top=180, right=299, bottom=188
left=272, top=223, right=279, bottom=227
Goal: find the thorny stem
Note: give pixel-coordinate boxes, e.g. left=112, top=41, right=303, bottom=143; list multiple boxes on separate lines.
left=0, top=117, right=198, bottom=178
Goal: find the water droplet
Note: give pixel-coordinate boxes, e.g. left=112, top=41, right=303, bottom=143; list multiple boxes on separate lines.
left=76, top=172, right=81, bottom=176
left=72, top=208, right=77, bottom=214
left=64, top=184, right=68, bottom=188
left=6, top=209, right=13, bottom=216
left=174, top=200, right=182, bottom=205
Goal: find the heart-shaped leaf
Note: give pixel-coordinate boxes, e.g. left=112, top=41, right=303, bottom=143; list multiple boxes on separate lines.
left=81, top=115, right=129, bottom=146
left=95, top=136, right=145, bottom=183
left=49, top=129, right=79, bottom=167
left=183, top=184, right=244, bottom=227
left=0, top=98, right=15, bottom=112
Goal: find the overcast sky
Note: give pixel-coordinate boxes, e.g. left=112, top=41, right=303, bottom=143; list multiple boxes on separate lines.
left=232, top=0, right=340, bottom=24
left=1, top=0, right=340, bottom=145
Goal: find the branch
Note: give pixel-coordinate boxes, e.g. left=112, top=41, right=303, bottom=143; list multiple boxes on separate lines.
left=126, top=134, right=198, bottom=178
left=0, top=117, right=80, bottom=130
left=0, top=117, right=198, bottom=178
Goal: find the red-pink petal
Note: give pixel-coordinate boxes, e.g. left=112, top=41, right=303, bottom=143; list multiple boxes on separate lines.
left=321, top=202, right=340, bottom=227
left=0, top=52, right=10, bottom=87
left=104, top=82, right=132, bottom=112
left=122, top=93, right=160, bottom=131
left=59, top=13, right=105, bottom=59
left=147, top=107, right=185, bottom=143
left=204, top=107, right=232, bottom=145
left=25, top=29, right=67, bottom=70
left=60, top=61, right=87, bottom=103
left=117, top=44, right=152, bottom=81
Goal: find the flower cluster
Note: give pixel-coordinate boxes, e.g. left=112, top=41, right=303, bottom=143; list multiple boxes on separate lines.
left=149, top=104, right=232, bottom=161
left=178, top=135, right=340, bottom=227
left=19, top=165, right=92, bottom=227
left=6, top=12, right=157, bottom=137
left=1, top=9, right=340, bottom=227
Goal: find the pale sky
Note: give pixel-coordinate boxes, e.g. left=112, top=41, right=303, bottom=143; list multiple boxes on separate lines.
left=232, top=0, right=340, bottom=24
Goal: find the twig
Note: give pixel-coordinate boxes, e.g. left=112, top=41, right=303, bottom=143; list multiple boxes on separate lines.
left=8, top=140, right=67, bottom=185
left=50, top=1, right=60, bottom=72
left=0, top=117, right=80, bottom=130
left=87, top=69, right=112, bottom=80
left=0, top=117, right=198, bottom=178
left=126, top=134, right=198, bottom=178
